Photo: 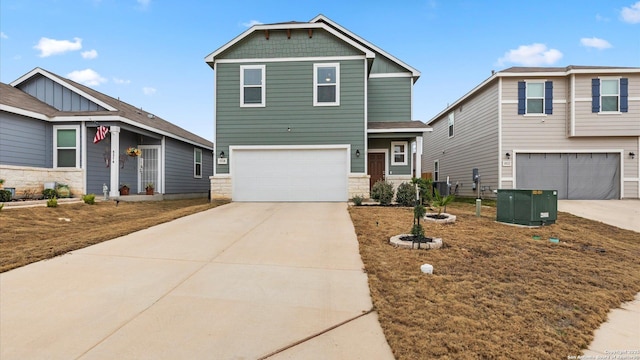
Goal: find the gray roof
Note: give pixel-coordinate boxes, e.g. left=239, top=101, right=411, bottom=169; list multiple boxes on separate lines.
left=4, top=68, right=212, bottom=149
left=500, top=65, right=640, bottom=73
left=0, top=82, right=59, bottom=116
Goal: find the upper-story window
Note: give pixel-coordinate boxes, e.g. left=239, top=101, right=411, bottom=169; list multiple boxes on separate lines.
left=194, top=148, right=202, bottom=178
left=391, top=141, right=408, bottom=166
left=314, top=63, right=340, bottom=106
left=518, top=80, right=553, bottom=115
left=592, top=78, right=628, bottom=113
left=448, top=112, right=455, bottom=138
left=240, top=65, right=265, bottom=107
left=54, top=125, right=80, bottom=168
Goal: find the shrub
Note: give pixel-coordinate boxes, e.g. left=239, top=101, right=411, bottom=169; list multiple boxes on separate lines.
left=351, top=195, right=364, bottom=206
left=395, top=182, right=416, bottom=207
left=0, top=189, right=12, bottom=202
left=82, top=194, right=96, bottom=205
left=371, top=180, right=394, bottom=206
left=46, top=197, right=58, bottom=208
left=43, top=188, right=58, bottom=199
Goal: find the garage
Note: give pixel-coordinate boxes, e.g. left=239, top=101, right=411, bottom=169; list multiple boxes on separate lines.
left=231, top=147, right=349, bottom=202
left=515, top=153, right=620, bottom=200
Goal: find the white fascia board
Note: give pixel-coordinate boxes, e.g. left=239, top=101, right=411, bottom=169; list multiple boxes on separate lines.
left=215, top=55, right=365, bottom=64
left=369, top=73, right=413, bottom=78
left=497, top=69, right=640, bottom=78
left=367, top=128, right=432, bottom=133
left=11, top=68, right=118, bottom=111
left=205, top=22, right=374, bottom=68
left=0, top=104, right=49, bottom=121
left=51, top=114, right=213, bottom=150
left=310, top=14, right=421, bottom=80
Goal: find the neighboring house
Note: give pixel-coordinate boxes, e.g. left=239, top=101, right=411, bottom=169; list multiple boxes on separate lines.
left=0, top=67, right=213, bottom=199
left=422, top=65, right=640, bottom=200
left=205, top=14, right=429, bottom=202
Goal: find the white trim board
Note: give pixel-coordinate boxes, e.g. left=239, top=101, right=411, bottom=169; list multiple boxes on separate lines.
left=215, top=55, right=365, bottom=65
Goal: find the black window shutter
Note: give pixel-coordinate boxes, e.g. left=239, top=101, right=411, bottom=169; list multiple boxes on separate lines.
left=591, top=78, right=600, bottom=113
left=544, top=81, right=553, bottom=114
left=517, top=81, right=526, bottom=114
left=620, top=78, right=628, bottom=112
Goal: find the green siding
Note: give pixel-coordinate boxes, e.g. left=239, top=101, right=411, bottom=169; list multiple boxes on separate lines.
left=370, top=55, right=408, bottom=74
left=216, top=60, right=365, bottom=174
left=368, top=77, right=411, bottom=122
left=368, top=138, right=413, bottom=175
left=220, top=29, right=362, bottom=59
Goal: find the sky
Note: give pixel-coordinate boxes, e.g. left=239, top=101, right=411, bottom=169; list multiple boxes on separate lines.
left=1, top=0, right=639, bottom=141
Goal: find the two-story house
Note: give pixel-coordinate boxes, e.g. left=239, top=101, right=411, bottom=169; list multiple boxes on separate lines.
left=205, top=14, right=428, bottom=202
left=422, top=66, right=640, bottom=200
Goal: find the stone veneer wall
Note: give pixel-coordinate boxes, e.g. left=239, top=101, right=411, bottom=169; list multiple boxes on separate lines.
left=385, top=175, right=413, bottom=193
left=348, top=174, right=370, bottom=199
left=210, top=174, right=371, bottom=201
left=210, top=175, right=232, bottom=200
left=0, top=165, right=84, bottom=198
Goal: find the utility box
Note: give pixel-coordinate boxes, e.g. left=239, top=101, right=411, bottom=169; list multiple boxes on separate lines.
left=496, top=189, right=557, bottom=226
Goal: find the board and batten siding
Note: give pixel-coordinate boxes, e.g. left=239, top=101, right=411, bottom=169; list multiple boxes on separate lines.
left=368, top=77, right=411, bottom=122
left=164, top=138, right=213, bottom=194
left=370, top=55, right=408, bottom=74
left=215, top=59, right=365, bottom=174
left=0, top=111, right=52, bottom=167
left=572, top=73, right=640, bottom=137
left=423, top=81, right=500, bottom=198
left=219, top=29, right=362, bottom=59
left=17, top=74, right=107, bottom=112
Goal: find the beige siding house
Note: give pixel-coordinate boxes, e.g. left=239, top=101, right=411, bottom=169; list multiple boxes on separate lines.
left=422, top=66, right=640, bottom=200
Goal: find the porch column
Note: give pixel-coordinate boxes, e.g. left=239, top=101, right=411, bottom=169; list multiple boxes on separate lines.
left=109, top=126, right=121, bottom=197
left=416, top=136, right=423, bottom=177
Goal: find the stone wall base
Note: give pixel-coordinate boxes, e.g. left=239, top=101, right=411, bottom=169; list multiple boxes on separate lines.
left=348, top=174, right=370, bottom=199
left=210, top=175, right=232, bottom=201
left=0, top=165, right=84, bottom=199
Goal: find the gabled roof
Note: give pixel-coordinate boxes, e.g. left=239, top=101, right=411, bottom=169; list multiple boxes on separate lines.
left=310, top=15, right=420, bottom=81
left=427, top=65, right=640, bottom=125
left=0, top=82, right=59, bottom=119
left=205, top=14, right=420, bottom=82
left=5, top=68, right=212, bottom=149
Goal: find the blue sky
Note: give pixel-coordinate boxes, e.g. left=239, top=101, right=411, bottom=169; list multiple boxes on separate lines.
left=1, top=0, right=639, bottom=141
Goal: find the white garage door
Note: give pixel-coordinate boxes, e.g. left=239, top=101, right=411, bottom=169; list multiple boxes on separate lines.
left=232, top=147, right=349, bottom=202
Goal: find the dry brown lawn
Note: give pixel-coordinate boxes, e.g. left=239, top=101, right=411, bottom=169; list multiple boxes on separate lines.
left=349, top=202, right=640, bottom=360
left=0, top=198, right=228, bottom=273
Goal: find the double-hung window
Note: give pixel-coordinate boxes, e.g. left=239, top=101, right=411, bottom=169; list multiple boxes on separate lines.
left=592, top=78, right=629, bottom=113
left=518, top=80, right=553, bottom=115
left=601, top=79, right=620, bottom=112
left=314, top=63, right=340, bottom=106
left=391, top=141, right=408, bottom=166
left=433, top=160, right=439, bottom=182
left=448, top=112, right=455, bottom=138
left=54, top=125, right=80, bottom=168
left=194, top=148, right=202, bottom=178
left=240, top=65, right=265, bottom=107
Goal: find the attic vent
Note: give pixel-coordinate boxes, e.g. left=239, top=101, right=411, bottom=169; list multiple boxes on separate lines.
left=147, top=114, right=155, bottom=119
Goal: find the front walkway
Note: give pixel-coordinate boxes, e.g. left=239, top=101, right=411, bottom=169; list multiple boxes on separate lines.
left=0, top=203, right=393, bottom=359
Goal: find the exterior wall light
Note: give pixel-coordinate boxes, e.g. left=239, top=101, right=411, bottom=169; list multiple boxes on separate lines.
left=356, top=149, right=360, bottom=157
left=219, top=151, right=225, bottom=158
left=630, top=152, right=636, bottom=159
left=505, top=152, right=511, bottom=159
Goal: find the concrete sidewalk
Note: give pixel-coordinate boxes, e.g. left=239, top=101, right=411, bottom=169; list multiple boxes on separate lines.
left=0, top=202, right=394, bottom=359
left=559, top=200, right=640, bottom=355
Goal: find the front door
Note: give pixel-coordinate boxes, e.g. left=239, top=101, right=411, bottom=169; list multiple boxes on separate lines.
left=138, top=145, right=161, bottom=194
left=368, top=152, right=386, bottom=189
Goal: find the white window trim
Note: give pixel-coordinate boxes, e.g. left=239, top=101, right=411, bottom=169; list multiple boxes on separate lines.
left=240, top=64, right=265, bottom=107
left=599, top=77, right=620, bottom=113
left=433, top=159, right=440, bottom=182
left=391, top=141, right=408, bottom=166
left=525, top=81, right=545, bottom=114
left=313, top=63, right=340, bottom=106
left=194, top=148, right=203, bottom=178
left=53, top=124, right=80, bottom=168
left=448, top=112, right=455, bottom=138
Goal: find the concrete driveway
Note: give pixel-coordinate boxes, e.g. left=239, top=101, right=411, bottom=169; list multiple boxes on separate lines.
left=558, top=199, right=640, bottom=232
left=0, top=203, right=393, bottom=359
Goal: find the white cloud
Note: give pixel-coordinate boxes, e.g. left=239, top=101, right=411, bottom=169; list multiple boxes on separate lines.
left=81, top=49, right=98, bottom=59
left=595, top=13, right=610, bottom=22
left=497, top=43, right=563, bottom=66
left=113, top=77, right=131, bottom=85
left=34, top=37, right=82, bottom=57
left=137, top=0, right=151, bottom=9
left=580, top=37, right=612, bottom=50
left=0, top=32, right=7, bottom=39
left=241, top=20, right=263, bottom=27
left=143, top=86, right=156, bottom=95
left=67, top=69, right=107, bottom=86
left=621, top=1, right=640, bottom=23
